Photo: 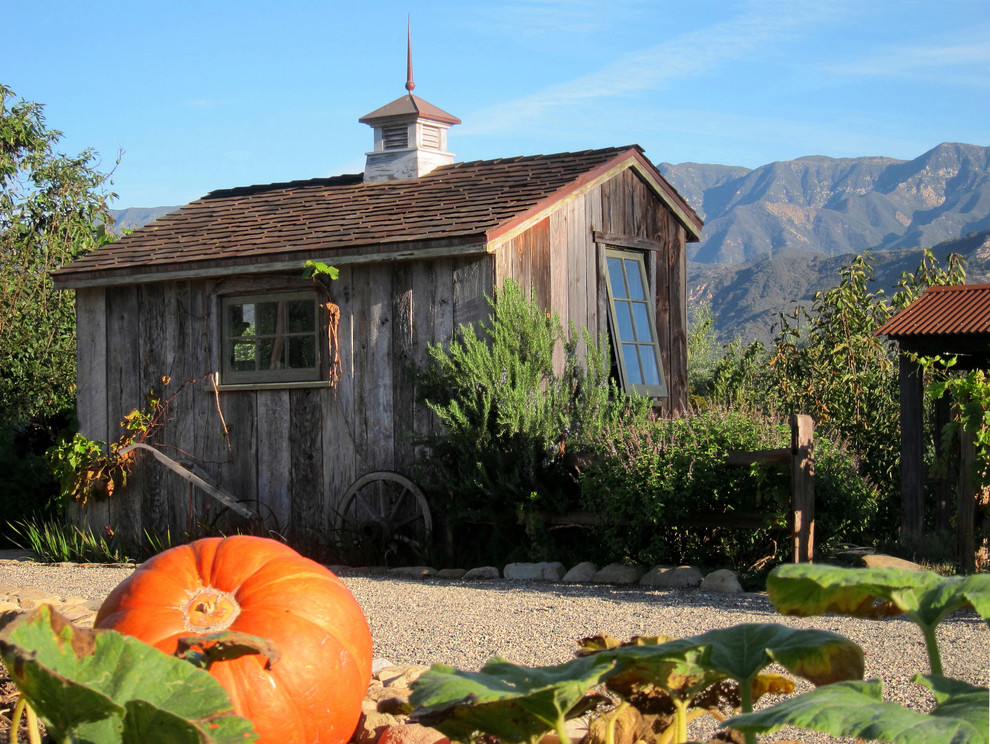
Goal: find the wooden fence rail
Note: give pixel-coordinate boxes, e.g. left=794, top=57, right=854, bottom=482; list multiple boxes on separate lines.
left=530, top=414, right=816, bottom=564
left=726, top=413, right=814, bottom=564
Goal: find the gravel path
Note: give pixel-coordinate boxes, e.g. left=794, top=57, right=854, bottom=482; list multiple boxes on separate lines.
left=2, top=557, right=987, bottom=743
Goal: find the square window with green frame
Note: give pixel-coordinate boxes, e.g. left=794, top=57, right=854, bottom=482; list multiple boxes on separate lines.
left=221, top=291, right=321, bottom=384
left=603, top=248, right=668, bottom=398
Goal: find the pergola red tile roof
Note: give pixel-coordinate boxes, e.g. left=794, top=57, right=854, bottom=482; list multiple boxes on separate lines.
left=877, top=284, right=990, bottom=338
left=53, top=145, right=702, bottom=288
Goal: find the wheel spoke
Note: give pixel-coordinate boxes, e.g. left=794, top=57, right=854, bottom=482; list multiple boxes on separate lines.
left=387, top=489, right=411, bottom=521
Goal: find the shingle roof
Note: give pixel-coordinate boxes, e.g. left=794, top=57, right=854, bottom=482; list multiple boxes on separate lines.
left=54, top=145, right=702, bottom=287
left=877, top=284, right=990, bottom=338
left=359, top=93, right=461, bottom=125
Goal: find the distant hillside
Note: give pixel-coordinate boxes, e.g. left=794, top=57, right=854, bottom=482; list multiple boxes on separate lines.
left=689, top=227, right=990, bottom=345
left=661, top=142, right=990, bottom=265
left=109, top=206, right=180, bottom=233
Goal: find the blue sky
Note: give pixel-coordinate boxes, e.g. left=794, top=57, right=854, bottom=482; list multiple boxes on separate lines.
left=6, top=0, right=989, bottom=208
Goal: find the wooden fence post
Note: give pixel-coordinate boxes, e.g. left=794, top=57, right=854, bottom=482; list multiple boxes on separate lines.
left=958, top=428, right=977, bottom=574
left=790, top=414, right=815, bottom=563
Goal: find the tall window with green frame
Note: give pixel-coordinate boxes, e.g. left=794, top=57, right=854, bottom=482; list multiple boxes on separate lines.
left=222, top=291, right=320, bottom=384
left=604, top=248, right=668, bottom=397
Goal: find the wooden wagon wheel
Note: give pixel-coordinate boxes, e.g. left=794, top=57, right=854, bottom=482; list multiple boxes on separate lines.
left=335, top=471, right=432, bottom=562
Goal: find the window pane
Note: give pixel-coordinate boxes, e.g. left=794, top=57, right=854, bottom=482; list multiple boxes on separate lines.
left=607, top=257, right=627, bottom=298
left=231, top=341, right=256, bottom=371
left=622, top=344, right=642, bottom=384
left=614, top=301, right=635, bottom=341
left=640, top=345, right=661, bottom=386
left=632, top=302, right=652, bottom=342
left=229, top=304, right=254, bottom=338
left=259, top=338, right=283, bottom=370
left=256, top=302, right=279, bottom=335
left=288, top=300, right=314, bottom=333
left=625, top=259, right=645, bottom=300
left=288, top=336, right=316, bottom=369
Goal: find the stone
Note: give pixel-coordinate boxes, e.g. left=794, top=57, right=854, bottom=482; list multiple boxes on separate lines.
left=372, top=658, right=396, bottom=674
left=639, top=565, right=703, bottom=589
left=379, top=665, right=430, bottom=688
left=503, top=562, right=566, bottom=581
left=353, top=710, right=401, bottom=744
left=860, top=554, right=923, bottom=571
left=562, top=561, right=598, bottom=582
left=592, top=563, right=646, bottom=584
left=378, top=724, right=450, bottom=744
left=435, top=568, right=467, bottom=580
left=701, top=569, right=744, bottom=594
left=12, top=588, right=50, bottom=601
left=462, top=566, right=500, bottom=580
left=18, top=596, right=57, bottom=611
left=387, top=566, right=437, bottom=578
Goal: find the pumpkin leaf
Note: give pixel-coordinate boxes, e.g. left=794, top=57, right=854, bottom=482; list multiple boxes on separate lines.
left=749, top=672, right=794, bottom=703
left=0, top=605, right=258, bottom=743
left=724, top=677, right=989, bottom=744
left=175, top=631, right=281, bottom=671
left=767, top=564, right=990, bottom=628
left=409, top=653, right=616, bottom=744
left=684, top=622, right=864, bottom=688
left=604, top=640, right=723, bottom=701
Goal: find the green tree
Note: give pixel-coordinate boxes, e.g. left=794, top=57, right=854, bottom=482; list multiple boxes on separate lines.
left=0, top=84, right=116, bottom=428
left=768, top=250, right=965, bottom=532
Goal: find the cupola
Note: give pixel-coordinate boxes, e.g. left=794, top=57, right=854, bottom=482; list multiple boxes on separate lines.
left=360, top=24, right=460, bottom=182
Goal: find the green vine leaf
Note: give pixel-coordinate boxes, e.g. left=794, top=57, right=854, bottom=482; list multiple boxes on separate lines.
left=409, top=653, right=616, bottom=744
left=725, top=677, right=989, bottom=744
left=682, top=622, right=865, bottom=689
left=0, top=605, right=258, bottom=743
left=767, top=564, right=990, bottom=628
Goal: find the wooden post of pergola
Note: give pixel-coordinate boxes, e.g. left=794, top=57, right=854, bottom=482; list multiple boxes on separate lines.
left=898, top=353, right=925, bottom=541
left=876, top=283, right=990, bottom=568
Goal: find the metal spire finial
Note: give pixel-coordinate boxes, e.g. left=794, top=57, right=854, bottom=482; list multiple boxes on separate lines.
left=405, top=16, right=415, bottom=92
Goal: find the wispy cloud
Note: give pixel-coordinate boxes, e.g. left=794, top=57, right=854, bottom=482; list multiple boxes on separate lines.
left=825, top=26, right=990, bottom=86
left=462, top=0, right=851, bottom=136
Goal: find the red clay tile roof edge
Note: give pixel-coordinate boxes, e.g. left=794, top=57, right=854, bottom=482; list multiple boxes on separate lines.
left=877, top=283, right=990, bottom=338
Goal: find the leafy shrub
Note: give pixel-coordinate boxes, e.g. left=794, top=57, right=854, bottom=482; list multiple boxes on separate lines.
left=579, top=406, right=879, bottom=571
left=413, top=279, right=649, bottom=565
left=0, top=415, right=67, bottom=546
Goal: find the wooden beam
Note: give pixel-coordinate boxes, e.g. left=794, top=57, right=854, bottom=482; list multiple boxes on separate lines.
left=899, top=353, right=925, bottom=541
left=958, top=428, right=977, bottom=573
left=118, top=443, right=256, bottom=519
left=592, top=231, right=662, bottom=252
left=790, top=413, right=815, bottom=564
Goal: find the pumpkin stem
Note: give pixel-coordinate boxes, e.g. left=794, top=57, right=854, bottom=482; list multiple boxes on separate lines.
left=183, top=587, right=241, bottom=633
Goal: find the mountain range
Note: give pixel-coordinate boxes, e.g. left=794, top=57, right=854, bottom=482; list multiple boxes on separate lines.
left=110, top=142, right=990, bottom=345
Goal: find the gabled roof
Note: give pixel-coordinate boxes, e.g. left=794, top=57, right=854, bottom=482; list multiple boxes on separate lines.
left=54, top=145, right=703, bottom=288
left=877, top=284, right=990, bottom=339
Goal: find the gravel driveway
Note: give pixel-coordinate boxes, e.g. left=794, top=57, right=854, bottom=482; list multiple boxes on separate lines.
left=2, top=557, right=987, bottom=742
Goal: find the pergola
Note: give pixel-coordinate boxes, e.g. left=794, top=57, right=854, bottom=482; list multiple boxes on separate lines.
left=877, top=284, right=990, bottom=570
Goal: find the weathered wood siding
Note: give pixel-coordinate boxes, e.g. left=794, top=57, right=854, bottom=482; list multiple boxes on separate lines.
left=494, top=169, right=688, bottom=412
left=72, top=255, right=493, bottom=551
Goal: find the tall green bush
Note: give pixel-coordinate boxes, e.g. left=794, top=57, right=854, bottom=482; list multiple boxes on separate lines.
left=413, top=279, right=649, bottom=565
left=579, top=406, right=879, bottom=571
left=768, top=249, right=965, bottom=535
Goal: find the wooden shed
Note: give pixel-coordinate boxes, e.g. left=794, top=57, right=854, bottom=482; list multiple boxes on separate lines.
left=877, top=283, right=990, bottom=569
left=53, top=88, right=703, bottom=557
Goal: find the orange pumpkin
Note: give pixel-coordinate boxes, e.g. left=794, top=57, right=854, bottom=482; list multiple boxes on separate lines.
left=95, top=535, right=372, bottom=744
